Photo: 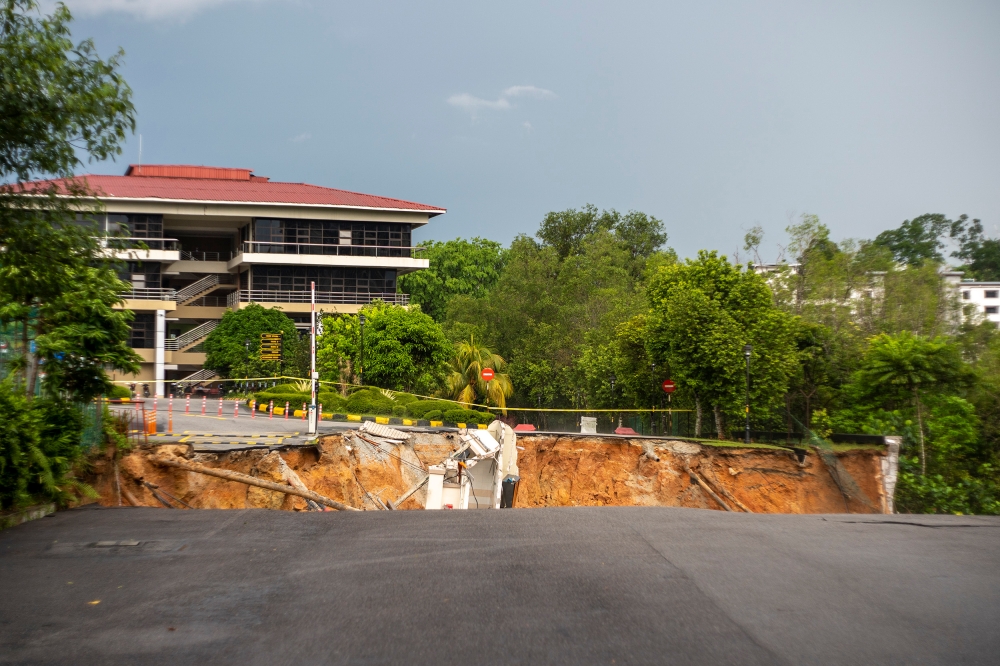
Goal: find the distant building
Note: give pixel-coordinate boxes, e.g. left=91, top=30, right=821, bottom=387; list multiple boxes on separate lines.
left=27, top=164, right=444, bottom=396
left=958, top=281, right=1000, bottom=326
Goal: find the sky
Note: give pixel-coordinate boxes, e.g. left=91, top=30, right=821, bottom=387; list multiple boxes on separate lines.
left=58, top=0, right=1000, bottom=260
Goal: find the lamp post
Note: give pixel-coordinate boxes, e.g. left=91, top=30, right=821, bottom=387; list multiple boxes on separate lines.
left=743, top=344, right=752, bottom=444
left=609, top=373, right=617, bottom=429
left=650, top=362, right=656, bottom=435
left=358, top=313, right=366, bottom=387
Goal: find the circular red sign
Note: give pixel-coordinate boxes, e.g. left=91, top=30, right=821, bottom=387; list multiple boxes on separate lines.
left=661, top=379, right=676, bottom=393
left=481, top=368, right=495, bottom=381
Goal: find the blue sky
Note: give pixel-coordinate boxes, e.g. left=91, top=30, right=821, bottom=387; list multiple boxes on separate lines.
left=61, top=0, right=1000, bottom=260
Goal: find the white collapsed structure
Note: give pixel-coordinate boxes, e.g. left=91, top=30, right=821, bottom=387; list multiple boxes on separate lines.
left=349, top=420, right=520, bottom=510
left=425, top=421, right=520, bottom=510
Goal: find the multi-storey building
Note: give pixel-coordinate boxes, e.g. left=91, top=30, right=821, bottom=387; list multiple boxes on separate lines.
left=959, top=281, right=1000, bottom=325
left=31, top=164, right=444, bottom=396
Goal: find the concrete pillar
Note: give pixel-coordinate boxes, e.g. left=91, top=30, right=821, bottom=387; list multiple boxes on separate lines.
left=155, top=309, right=166, bottom=398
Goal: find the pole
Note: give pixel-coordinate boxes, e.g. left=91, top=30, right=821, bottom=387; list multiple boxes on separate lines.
left=285, top=401, right=290, bottom=420
left=309, top=281, right=317, bottom=435
left=201, top=395, right=206, bottom=416
left=251, top=399, right=256, bottom=419
left=185, top=394, right=190, bottom=415
left=218, top=398, right=223, bottom=416
left=744, top=344, right=752, bottom=445
left=168, top=395, right=173, bottom=434
left=234, top=400, right=239, bottom=418
left=359, top=314, right=365, bottom=388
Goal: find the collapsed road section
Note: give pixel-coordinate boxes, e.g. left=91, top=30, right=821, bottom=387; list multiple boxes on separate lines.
left=87, top=422, right=898, bottom=513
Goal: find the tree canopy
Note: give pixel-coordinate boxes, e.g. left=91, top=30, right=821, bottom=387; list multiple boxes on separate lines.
left=397, top=237, right=506, bottom=321
left=203, top=304, right=301, bottom=379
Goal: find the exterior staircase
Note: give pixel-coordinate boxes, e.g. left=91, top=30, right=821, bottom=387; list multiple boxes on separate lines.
left=174, top=368, right=218, bottom=385
left=176, top=274, right=221, bottom=305
left=165, top=320, right=219, bottom=352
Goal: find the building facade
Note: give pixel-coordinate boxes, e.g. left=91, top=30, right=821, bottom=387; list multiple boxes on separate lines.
left=36, top=164, right=444, bottom=396
left=959, top=281, right=1000, bottom=325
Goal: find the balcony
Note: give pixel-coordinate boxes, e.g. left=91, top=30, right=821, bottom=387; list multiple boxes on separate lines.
left=105, top=237, right=181, bottom=262
left=229, top=241, right=429, bottom=271
left=227, top=289, right=409, bottom=310
left=121, top=287, right=177, bottom=301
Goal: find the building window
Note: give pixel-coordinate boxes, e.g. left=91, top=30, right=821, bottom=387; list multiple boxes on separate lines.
left=251, top=218, right=412, bottom=251
left=109, top=213, right=163, bottom=238
left=119, top=262, right=161, bottom=289
left=985, top=290, right=998, bottom=299
left=129, top=314, right=155, bottom=348
left=963, top=291, right=971, bottom=300
left=986, top=306, right=999, bottom=315
left=250, top=267, right=396, bottom=293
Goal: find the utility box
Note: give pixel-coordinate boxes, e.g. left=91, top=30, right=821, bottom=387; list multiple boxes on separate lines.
left=580, top=416, right=597, bottom=434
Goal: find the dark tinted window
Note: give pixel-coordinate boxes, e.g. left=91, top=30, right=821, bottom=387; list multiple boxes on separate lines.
left=129, top=314, right=156, bottom=348
left=250, top=267, right=396, bottom=293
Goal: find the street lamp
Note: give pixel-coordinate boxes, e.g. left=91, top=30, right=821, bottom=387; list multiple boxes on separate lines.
left=743, top=344, right=753, bottom=444
left=609, top=373, right=617, bottom=429
left=358, top=313, right=366, bottom=387
left=650, top=362, right=656, bottom=435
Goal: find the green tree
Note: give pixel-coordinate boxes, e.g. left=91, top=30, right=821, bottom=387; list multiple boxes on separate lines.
left=0, top=0, right=134, bottom=182
left=951, top=215, right=1000, bottom=281
left=317, top=302, right=451, bottom=394
left=445, top=335, right=513, bottom=409
left=0, top=0, right=136, bottom=508
left=646, top=251, right=797, bottom=438
left=872, top=214, right=953, bottom=267
left=203, top=304, right=300, bottom=379
left=855, top=332, right=968, bottom=474
left=397, top=237, right=505, bottom=321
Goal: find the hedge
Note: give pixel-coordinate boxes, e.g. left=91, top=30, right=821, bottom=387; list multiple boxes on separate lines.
left=405, top=400, right=455, bottom=419
left=345, top=389, right=395, bottom=415
left=443, top=408, right=494, bottom=425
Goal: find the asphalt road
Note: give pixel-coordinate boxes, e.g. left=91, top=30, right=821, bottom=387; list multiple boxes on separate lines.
left=1, top=507, right=997, bottom=665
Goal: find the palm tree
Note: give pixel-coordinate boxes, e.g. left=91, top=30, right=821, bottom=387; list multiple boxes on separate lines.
left=446, top=335, right=513, bottom=412
left=859, top=332, right=964, bottom=475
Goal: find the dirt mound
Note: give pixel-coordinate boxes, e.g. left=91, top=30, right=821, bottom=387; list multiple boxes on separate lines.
left=88, top=431, right=888, bottom=514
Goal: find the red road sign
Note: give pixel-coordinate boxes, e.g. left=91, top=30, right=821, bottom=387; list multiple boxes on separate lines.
left=661, top=379, right=676, bottom=393
left=481, top=368, right=495, bottom=381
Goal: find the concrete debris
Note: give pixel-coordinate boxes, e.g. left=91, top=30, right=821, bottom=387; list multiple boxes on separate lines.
left=359, top=421, right=411, bottom=442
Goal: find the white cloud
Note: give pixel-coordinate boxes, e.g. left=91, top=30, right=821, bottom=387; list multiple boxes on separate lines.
left=522, top=121, right=533, bottom=130
left=289, top=132, right=311, bottom=143
left=503, top=86, right=556, bottom=99
left=447, top=85, right=555, bottom=116
left=55, top=0, right=268, bottom=20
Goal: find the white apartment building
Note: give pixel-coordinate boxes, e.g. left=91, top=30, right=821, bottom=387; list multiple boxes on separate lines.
left=959, top=282, right=1000, bottom=325
left=30, top=164, right=444, bottom=396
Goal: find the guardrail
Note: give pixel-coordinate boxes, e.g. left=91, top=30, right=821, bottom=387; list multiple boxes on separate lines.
left=227, top=290, right=409, bottom=307
left=120, top=288, right=177, bottom=301
left=180, top=250, right=232, bottom=261
left=238, top=241, right=427, bottom=259
left=164, top=320, right=218, bottom=351
left=107, top=237, right=180, bottom=251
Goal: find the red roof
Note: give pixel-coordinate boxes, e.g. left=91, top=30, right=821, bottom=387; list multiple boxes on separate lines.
left=19, top=165, right=445, bottom=214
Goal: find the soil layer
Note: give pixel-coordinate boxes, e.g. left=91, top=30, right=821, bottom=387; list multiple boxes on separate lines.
left=89, top=431, right=888, bottom=513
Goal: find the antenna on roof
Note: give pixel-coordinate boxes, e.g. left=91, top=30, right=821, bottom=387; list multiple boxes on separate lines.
left=138, top=134, right=142, bottom=166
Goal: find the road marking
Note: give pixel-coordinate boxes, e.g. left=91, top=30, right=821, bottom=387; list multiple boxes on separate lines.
left=179, top=436, right=190, bottom=442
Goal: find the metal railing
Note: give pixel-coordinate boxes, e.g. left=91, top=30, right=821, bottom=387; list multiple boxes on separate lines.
left=182, top=295, right=230, bottom=307
left=120, top=287, right=177, bottom=301
left=164, top=320, right=218, bottom=351
left=180, top=250, right=232, bottom=261
left=239, top=241, right=427, bottom=259
left=228, top=290, right=409, bottom=307
left=106, top=237, right=181, bottom=251
left=175, top=274, right=220, bottom=303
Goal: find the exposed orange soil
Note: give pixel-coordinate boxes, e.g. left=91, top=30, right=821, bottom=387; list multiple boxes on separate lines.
left=89, top=432, right=887, bottom=514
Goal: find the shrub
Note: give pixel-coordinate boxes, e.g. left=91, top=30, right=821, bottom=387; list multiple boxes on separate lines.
left=392, top=405, right=407, bottom=417
left=405, top=400, right=455, bottom=419
left=267, top=383, right=307, bottom=395
left=106, top=384, right=131, bottom=399
left=345, top=389, right=395, bottom=415
left=443, top=408, right=493, bottom=425
left=392, top=392, right=418, bottom=405
left=423, top=409, right=443, bottom=422
left=253, top=391, right=310, bottom=407
left=318, top=391, right=346, bottom=412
